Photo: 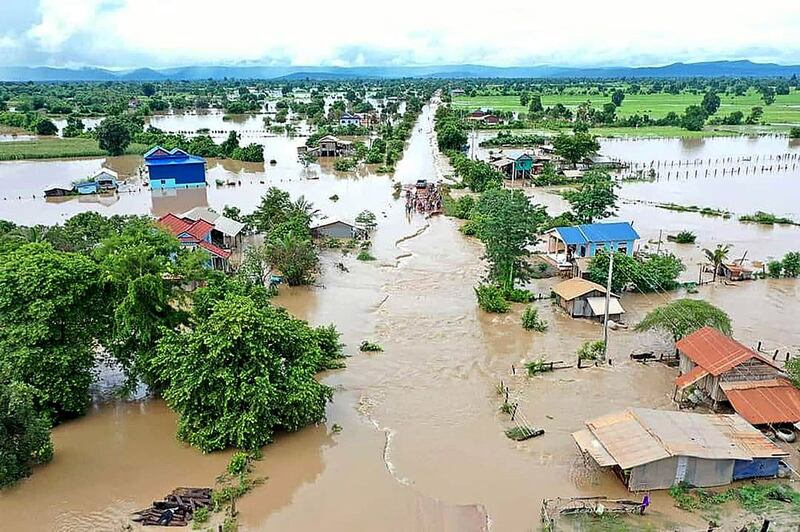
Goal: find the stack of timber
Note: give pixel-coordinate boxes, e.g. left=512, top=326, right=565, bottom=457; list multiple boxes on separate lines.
left=132, top=487, right=212, bottom=527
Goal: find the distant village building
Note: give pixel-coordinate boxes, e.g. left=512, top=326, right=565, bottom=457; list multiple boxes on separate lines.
left=310, top=220, right=360, bottom=239
left=43, top=185, right=73, bottom=197
left=92, top=168, right=119, bottom=192
left=145, top=146, right=207, bottom=190
left=307, top=135, right=353, bottom=157
left=75, top=181, right=100, bottom=195
left=573, top=408, right=788, bottom=491
left=465, top=110, right=503, bottom=125
left=551, top=278, right=625, bottom=322
left=545, top=222, right=639, bottom=266
left=450, top=88, right=465, bottom=96
left=489, top=153, right=534, bottom=180
left=158, top=213, right=233, bottom=271
left=338, top=112, right=361, bottom=127
left=674, top=327, right=800, bottom=425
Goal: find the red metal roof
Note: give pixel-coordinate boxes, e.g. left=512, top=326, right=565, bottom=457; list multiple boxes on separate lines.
left=158, top=213, right=213, bottom=241
left=197, top=240, right=231, bottom=259
left=676, top=327, right=762, bottom=376
left=675, top=365, right=709, bottom=389
left=723, top=379, right=800, bottom=425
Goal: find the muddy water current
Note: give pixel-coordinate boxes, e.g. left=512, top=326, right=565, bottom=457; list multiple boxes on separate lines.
left=1, top=107, right=800, bottom=531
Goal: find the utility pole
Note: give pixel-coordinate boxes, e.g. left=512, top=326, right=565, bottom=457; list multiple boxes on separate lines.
left=602, top=252, right=614, bottom=363
left=656, top=229, right=662, bottom=255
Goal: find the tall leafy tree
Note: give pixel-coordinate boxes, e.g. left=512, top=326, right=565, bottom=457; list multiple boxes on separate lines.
left=471, top=188, right=548, bottom=291
left=93, top=219, right=205, bottom=385
left=635, top=299, right=732, bottom=341
left=153, top=293, right=333, bottom=452
left=0, top=243, right=104, bottom=420
left=562, top=169, right=619, bottom=224
left=96, top=116, right=132, bottom=156
left=552, top=132, right=600, bottom=167
left=0, top=381, right=54, bottom=487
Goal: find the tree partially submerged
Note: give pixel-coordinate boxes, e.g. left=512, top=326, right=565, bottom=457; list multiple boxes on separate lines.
left=561, top=169, right=619, bottom=224
left=153, top=292, right=335, bottom=452
left=635, top=299, right=732, bottom=341
left=0, top=381, right=54, bottom=488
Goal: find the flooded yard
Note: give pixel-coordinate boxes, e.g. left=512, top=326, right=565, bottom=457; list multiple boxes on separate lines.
left=1, top=106, right=800, bottom=531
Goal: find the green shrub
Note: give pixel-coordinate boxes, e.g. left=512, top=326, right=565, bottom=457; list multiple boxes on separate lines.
left=739, top=211, right=796, bottom=225
left=767, top=260, right=783, bottom=278
left=782, top=251, right=800, bottom=277
left=333, top=158, right=357, bottom=171
left=504, top=287, right=534, bottom=303
left=475, top=284, right=510, bottom=313
left=356, top=250, right=376, bottom=261
left=674, top=230, right=697, bottom=244
left=192, top=507, right=210, bottom=527
left=577, top=340, right=604, bottom=361
left=521, top=306, right=548, bottom=332
left=227, top=451, right=249, bottom=475
left=790, top=126, right=800, bottom=139
left=442, top=194, right=476, bottom=219
left=524, top=358, right=552, bottom=375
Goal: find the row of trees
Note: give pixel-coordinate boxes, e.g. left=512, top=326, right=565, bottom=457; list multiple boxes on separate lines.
left=0, top=198, right=342, bottom=486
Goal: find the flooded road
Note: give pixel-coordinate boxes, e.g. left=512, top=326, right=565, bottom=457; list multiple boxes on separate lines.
left=1, top=107, right=800, bottom=531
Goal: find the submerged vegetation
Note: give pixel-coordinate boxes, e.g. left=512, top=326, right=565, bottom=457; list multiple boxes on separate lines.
left=669, top=482, right=800, bottom=514
left=739, top=211, right=798, bottom=226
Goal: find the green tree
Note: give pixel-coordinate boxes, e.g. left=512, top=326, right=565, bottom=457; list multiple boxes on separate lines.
left=635, top=299, right=732, bottom=341
left=265, top=232, right=318, bottom=286
left=220, top=130, right=240, bottom=157
left=789, top=127, right=800, bottom=139
left=587, top=252, right=684, bottom=293
left=561, top=169, right=619, bottom=224
left=528, top=95, right=544, bottom=114
left=681, top=105, right=707, bottom=131
left=782, top=251, right=800, bottom=277
left=703, top=243, right=731, bottom=282
left=152, top=293, right=333, bottom=452
left=611, top=89, right=625, bottom=107
left=552, top=132, right=600, bottom=167
left=0, top=243, right=103, bottom=420
left=471, top=188, right=548, bottom=291
left=701, top=91, right=721, bottom=115
left=519, top=92, right=530, bottom=107
left=62, top=116, right=85, bottom=138
left=0, top=381, right=54, bottom=487
left=96, top=116, right=132, bottom=156
left=437, top=123, right=467, bottom=151
left=35, top=118, right=58, bottom=136
left=142, top=83, right=156, bottom=97
left=93, top=219, right=203, bottom=385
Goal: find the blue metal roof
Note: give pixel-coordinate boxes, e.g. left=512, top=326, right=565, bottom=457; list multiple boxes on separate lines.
left=144, top=145, right=206, bottom=166
left=554, top=222, right=639, bottom=245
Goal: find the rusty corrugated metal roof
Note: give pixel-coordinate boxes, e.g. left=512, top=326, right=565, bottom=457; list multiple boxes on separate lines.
left=675, top=327, right=774, bottom=376
left=580, top=408, right=785, bottom=469
left=722, top=379, right=800, bottom=426
left=552, top=278, right=606, bottom=301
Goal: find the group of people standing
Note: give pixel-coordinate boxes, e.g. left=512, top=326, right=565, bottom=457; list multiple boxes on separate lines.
left=405, top=181, right=443, bottom=215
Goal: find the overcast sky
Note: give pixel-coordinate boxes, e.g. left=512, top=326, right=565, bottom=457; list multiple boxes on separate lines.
left=2, top=0, right=799, bottom=69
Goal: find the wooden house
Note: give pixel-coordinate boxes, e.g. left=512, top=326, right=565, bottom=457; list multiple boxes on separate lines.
left=545, top=222, right=639, bottom=267
left=43, top=185, right=73, bottom=197
left=674, top=327, right=800, bottom=426
left=551, top=278, right=625, bottom=322
left=717, top=262, right=754, bottom=281
left=311, top=220, right=360, bottom=239
left=313, top=135, right=353, bottom=157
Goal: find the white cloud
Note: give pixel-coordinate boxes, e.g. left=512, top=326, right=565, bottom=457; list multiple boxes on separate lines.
left=7, top=0, right=800, bottom=67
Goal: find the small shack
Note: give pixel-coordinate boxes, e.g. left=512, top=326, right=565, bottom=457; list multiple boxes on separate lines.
left=674, top=327, right=800, bottom=425
left=552, top=278, right=624, bottom=322
left=717, top=262, right=754, bottom=281
left=92, top=168, right=119, bottom=191
left=573, top=408, right=788, bottom=491
left=311, top=220, right=359, bottom=239
left=313, top=135, right=353, bottom=157
left=43, top=185, right=73, bottom=197
left=74, top=181, right=99, bottom=195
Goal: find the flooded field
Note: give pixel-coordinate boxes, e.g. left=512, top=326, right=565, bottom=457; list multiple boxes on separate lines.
left=1, top=106, right=800, bottom=531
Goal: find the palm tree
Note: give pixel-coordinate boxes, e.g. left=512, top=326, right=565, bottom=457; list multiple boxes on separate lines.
left=703, top=243, right=731, bottom=282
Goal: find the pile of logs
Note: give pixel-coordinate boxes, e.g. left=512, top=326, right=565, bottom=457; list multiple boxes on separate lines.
left=132, top=487, right=213, bottom=527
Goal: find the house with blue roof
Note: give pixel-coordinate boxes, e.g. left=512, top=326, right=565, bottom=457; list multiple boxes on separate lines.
left=545, top=222, right=640, bottom=266
left=144, top=146, right=207, bottom=190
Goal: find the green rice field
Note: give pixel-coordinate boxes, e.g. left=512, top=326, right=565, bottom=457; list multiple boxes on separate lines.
left=452, top=89, right=800, bottom=135
left=0, top=137, right=147, bottom=161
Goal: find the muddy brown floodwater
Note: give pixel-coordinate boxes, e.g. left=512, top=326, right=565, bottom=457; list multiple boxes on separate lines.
left=1, top=104, right=800, bottom=531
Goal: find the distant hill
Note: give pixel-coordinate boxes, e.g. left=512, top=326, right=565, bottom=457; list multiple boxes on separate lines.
left=1, top=60, right=799, bottom=81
